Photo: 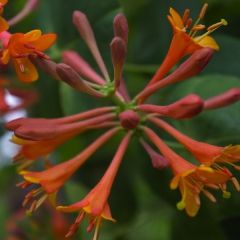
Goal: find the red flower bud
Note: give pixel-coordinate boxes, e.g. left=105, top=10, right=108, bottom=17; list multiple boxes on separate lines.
left=119, top=110, right=140, bottom=129
left=113, top=13, right=129, bottom=43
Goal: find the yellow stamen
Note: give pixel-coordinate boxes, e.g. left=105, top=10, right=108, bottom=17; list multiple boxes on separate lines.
left=195, top=18, right=228, bottom=42
left=206, top=184, right=219, bottom=190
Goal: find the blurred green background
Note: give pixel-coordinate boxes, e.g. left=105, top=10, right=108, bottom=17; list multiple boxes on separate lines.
left=1, top=0, right=240, bottom=239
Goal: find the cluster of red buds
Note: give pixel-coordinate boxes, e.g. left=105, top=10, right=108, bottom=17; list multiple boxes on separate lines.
left=2, top=2, right=240, bottom=240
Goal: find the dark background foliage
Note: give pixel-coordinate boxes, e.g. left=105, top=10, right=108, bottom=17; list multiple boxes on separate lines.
left=1, top=0, right=240, bottom=239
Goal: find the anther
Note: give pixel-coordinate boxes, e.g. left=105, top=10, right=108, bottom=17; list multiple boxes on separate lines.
left=185, top=18, right=192, bottom=29
left=206, top=184, right=219, bottom=190
left=233, top=165, right=240, bottom=171
left=35, top=194, right=48, bottom=209
left=199, top=3, right=208, bottom=19
left=16, top=181, right=30, bottom=188
left=182, top=9, right=190, bottom=24
left=66, top=213, right=84, bottom=238
left=191, top=24, right=206, bottom=31
left=194, top=194, right=201, bottom=206
left=87, top=218, right=96, bottom=232
left=231, top=177, right=240, bottom=191
left=202, top=189, right=216, bottom=203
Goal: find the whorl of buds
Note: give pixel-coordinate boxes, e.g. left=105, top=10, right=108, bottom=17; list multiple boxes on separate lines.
left=119, top=110, right=140, bottom=129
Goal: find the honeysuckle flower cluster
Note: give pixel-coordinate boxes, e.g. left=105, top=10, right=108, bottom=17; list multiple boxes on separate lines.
left=3, top=2, right=240, bottom=240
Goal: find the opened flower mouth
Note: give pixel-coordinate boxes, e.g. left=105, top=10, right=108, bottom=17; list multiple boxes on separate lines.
left=168, top=4, right=227, bottom=51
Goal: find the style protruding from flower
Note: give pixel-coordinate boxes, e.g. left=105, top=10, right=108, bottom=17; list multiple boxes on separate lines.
left=0, top=29, right=57, bottom=82
left=5, top=4, right=240, bottom=240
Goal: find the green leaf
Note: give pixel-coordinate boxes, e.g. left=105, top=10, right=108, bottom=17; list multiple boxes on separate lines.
left=206, top=35, right=240, bottom=76
left=171, top=207, right=227, bottom=240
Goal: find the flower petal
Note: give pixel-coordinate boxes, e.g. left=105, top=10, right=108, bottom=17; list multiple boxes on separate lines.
left=31, top=33, right=57, bottom=51
left=194, top=35, right=219, bottom=50
left=169, top=8, right=184, bottom=29
left=13, top=58, right=38, bottom=82
left=0, top=16, right=8, bottom=32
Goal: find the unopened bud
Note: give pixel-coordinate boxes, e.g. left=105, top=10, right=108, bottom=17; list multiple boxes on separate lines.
left=6, top=118, right=59, bottom=141
left=139, top=94, right=204, bottom=119
left=119, top=110, right=140, bottom=129
left=110, top=37, right=127, bottom=88
left=30, top=56, right=60, bottom=80
left=62, top=51, right=105, bottom=85
left=113, top=13, right=129, bottom=43
left=56, top=63, right=103, bottom=97
left=141, top=139, right=169, bottom=169
left=73, top=11, right=109, bottom=81
left=136, top=48, right=214, bottom=103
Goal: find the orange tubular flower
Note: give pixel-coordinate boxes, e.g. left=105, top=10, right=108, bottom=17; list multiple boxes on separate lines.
left=1, top=29, right=56, bottom=82
left=17, top=128, right=119, bottom=213
left=57, top=132, right=132, bottom=239
left=143, top=127, right=232, bottom=216
left=150, top=117, right=240, bottom=169
left=148, top=3, right=227, bottom=85
left=0, top=0, right=9, bottom=32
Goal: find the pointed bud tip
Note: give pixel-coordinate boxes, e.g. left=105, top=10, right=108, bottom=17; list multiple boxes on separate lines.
left=73, top=10, right=86, bottom=22
left=113, top=13, right=129, bottom=43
